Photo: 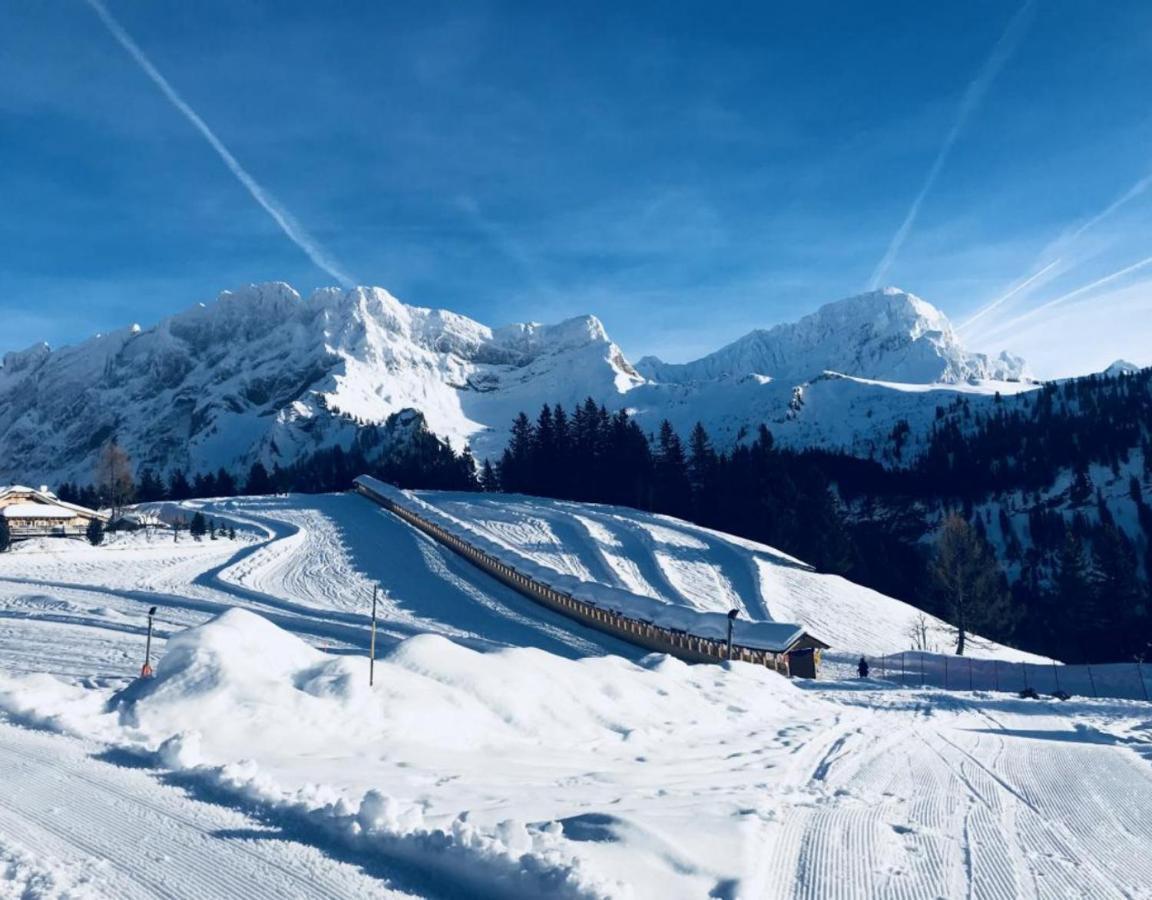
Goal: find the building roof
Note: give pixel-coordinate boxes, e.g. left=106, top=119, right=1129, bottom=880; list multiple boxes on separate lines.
left=2, top=502, right=77, bottom=520
left=0, top=485, right=109, bottom=521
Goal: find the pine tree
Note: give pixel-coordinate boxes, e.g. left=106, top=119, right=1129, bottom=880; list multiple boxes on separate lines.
left=168, top=470, right=192, bottom=501
left=500, top=413, right=535, bottom=494
left=1053, top=529, right=1090, bottom=657
left=1069, top=466, right=1093, bottom=506
left=245, top=462, right=273, bottom=495
left=931, top=514, right=1014, bottom=655
left=215, top=468, right=237, bottom=497
left=533, top=405, right=557, bottom=495
left=189, top=512, right=207, bottom=540
left=480, top=459, right=499, bottom=492
left=136, top=468, right=166, bottom=502
left=86, top=518, right=104, bottom=547
left=653, top=421, right=691, bottom=519
left=193, top=471, right=218, bottom=498
left=688, top=422, right=718, bottom=523
left=1089, top=525, right=1140, bottom=649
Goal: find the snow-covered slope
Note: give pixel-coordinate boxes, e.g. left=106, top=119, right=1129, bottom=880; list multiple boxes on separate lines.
left=0, top=492, right=1148, bottom=898
left=414, top=490, right=1041, bottom=660
left=0, top=283, right=1028, bottom=485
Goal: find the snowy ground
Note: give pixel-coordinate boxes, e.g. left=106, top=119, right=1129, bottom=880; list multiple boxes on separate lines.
left=0, top=492, right=1149, bottom=898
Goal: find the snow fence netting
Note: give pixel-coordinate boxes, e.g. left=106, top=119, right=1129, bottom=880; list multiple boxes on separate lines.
left=871, top=651, right=1151, bottom=701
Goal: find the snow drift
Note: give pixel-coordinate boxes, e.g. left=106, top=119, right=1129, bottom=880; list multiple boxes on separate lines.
left=97, top=608, right=817, bottom=897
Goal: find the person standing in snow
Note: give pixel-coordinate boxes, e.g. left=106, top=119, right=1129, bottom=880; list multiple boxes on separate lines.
left=857, top=656, right=869, bottom=679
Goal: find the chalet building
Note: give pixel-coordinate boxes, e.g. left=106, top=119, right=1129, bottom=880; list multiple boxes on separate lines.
left=0, top=485, right=108, bottom=540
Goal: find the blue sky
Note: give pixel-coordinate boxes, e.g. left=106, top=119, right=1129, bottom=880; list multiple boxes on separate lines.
left=3, top=0, right=1152, bottom=378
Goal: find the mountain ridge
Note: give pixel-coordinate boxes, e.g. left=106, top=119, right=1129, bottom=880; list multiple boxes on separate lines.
left=0, top=282, right=1030, bottom=485
left=636, top=288, right=1028, bottom=385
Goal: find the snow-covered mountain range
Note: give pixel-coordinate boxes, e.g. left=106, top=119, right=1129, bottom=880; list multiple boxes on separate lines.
left=0, top=283, right=1031, bottom=485
left=637, top=288, right=1026, bottom=384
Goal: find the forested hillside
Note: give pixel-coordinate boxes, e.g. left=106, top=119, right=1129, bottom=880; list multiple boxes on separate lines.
left=487, top=369, right=1152, bottom=663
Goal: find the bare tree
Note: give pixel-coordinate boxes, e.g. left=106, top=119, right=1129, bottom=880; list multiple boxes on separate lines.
left=95, top=439, right=135, bottom=521
left=908, top=612, right=933, bottom=652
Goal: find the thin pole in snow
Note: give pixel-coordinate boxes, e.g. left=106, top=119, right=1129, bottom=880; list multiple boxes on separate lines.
left=1086, top=661, right=1097, bottom=698
left=141, top=605, right=157, bottom=678
left=369, top=585, right=379, bottom=687
left=1052, top=661, right=1061, bottom=694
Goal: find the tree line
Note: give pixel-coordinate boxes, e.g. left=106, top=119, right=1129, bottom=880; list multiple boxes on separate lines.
left=56, top=420, right=477, bottom=512
left=485, top=398, right=1152, bottom=663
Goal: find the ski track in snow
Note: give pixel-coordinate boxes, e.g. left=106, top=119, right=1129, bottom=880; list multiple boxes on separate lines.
left=0, top=720, right=408, bottom=899
left=1, top=490, right=1150, bottom=898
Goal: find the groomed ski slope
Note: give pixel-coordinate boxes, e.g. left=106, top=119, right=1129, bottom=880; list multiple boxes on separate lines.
left=413, top=491, right=1041, bottom=661
left=0, top=490, right=1146, bottom=899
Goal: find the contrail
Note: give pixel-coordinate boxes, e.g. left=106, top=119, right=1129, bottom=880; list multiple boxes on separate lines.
left=84, top=0, right=356, bottom=288
left=868, top=1, right=1035, bottom=290
left=1051, top=170, right=1152, bottom=254
left=456, top=196, right=562, bottom=302
left=980, top=252, right=1152, bottom=340
left=963, top=169, right=1152, bottom=335
left=959, top=258, right=1062, bottom=331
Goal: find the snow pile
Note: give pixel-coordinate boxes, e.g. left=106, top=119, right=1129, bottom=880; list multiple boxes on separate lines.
left=116, top=609, right=799, bottom=761
left=67, top=608, right=812, bottom=896
left=0, top=670, right=110, bottom=736
left=0, top=838, right=101, bottom=900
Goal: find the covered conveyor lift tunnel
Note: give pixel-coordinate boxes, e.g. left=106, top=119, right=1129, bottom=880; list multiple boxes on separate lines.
left=353, top=476, right=829, bottom=677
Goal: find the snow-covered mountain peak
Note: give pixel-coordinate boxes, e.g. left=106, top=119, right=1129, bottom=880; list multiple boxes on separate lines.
left=0, top=280, right=1033, bottom=486
left=637, top=287, right=1028, bottom=385
left=1, top=341, right=51, bottom=374
left=1104, top=359, right=1141, bottom=377
left=0, top=281, right=647, bottom=484
left=491, top=313, right=611, bottom=355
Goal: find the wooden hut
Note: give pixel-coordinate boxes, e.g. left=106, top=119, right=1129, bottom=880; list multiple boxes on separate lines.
left=0, top=485, right=108, bottom=540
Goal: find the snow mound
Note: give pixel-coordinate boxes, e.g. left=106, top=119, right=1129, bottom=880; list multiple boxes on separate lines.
left=117, top=608, right=802, bottom=761
left=96, top=610, right=815, bottom=897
